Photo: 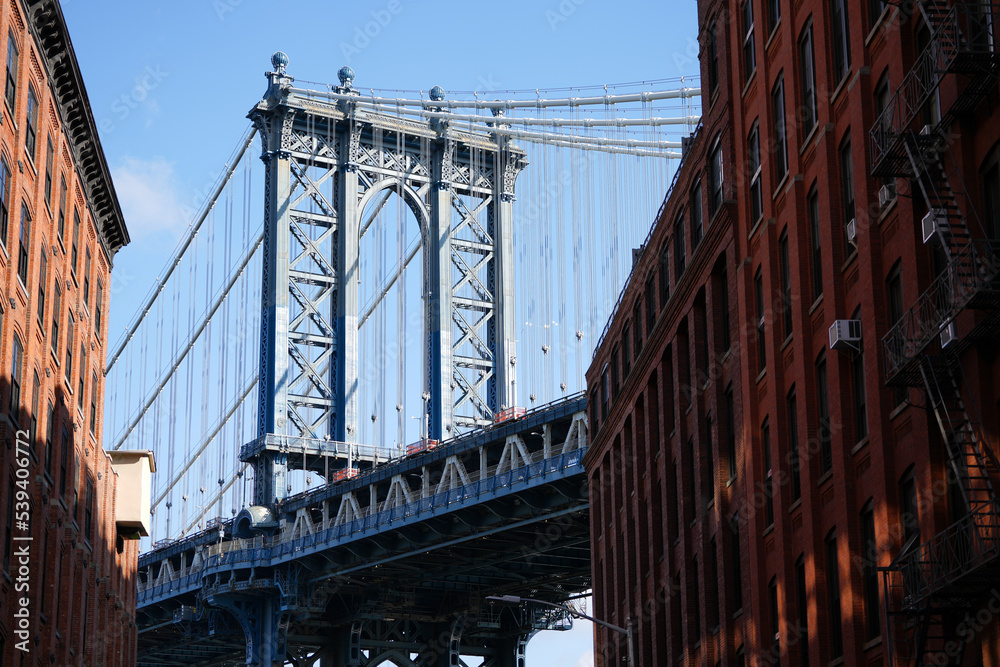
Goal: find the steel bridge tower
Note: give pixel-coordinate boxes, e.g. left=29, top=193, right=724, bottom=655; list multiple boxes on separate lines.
left=246, top=53, right=525, bottom=507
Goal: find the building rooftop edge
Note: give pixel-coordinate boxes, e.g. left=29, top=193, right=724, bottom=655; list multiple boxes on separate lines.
left=25, top=0, right=130, bottom=260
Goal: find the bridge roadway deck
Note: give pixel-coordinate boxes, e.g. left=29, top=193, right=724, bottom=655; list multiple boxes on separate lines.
left=136, top=395, right=591, bottom=666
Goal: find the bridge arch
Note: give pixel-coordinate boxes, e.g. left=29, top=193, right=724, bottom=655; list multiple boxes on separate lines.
left=357, top=176, right=430, bottom=234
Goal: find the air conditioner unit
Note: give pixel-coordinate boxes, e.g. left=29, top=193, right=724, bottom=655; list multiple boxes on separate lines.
left=846, top=218, right=858, bottom=245
left=920, top=124, right=935, bottom=136
left=922, top=208, right=948, bottom=244
left=940, top=321, right=958, bottom=348
left=879, top=184, right=895, bottom=208
left=829, top=319, right=863, bottom=351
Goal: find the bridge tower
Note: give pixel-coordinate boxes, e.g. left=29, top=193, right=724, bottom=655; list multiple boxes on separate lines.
left=246, top=53, right=525, bottom=507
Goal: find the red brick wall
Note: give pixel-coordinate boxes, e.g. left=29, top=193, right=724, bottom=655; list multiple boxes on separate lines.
left=0, top=1, right=136, bottom=665
left=585, top=1, right=1000, bottom=665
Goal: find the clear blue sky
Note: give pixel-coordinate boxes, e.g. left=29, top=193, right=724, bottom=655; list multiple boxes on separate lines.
left=61, top=1, right=699, bottom=664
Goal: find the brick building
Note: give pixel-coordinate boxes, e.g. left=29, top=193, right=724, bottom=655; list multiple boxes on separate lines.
left=0, top=1, right=147, bottom=666
left=585, top=1, right=1000, bottom=665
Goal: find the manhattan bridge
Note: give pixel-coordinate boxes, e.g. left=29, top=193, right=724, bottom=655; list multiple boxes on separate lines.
left=110, top=53, right=700, bottom=666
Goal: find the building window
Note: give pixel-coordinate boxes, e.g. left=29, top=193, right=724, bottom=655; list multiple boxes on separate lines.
left=4, top=32, right=17, bottom=115
left=600, top=367, right=610, bottom=421
left=78, top=343, right=86, bottom=409
left=748, top=121, right=763, bottom=224
left=611, top=345, right=620, bottom=401
left=690, top=556, right=703, bottom=639
left=795, top=555, right=809, bottom=664
left=817, top=351, right=831, bottom=474
left=17, top=202, right=29, bottom=285
left=669, top=458, right=680, bottom=542
left=731, top=514, right=743, bottom=612
left=767, top=0, right=780, bottom=33
left=51, top=282, right=61, bottom=355
left=44, top=136, right=53, bottom=208
left=708, top=22, right=719, bottom=95
left=900, top=469, right=920, bottom=546
left=0, top=155, right=9, bottom=247
left=861, top=501, right=881, bottom=640
left=779, top=230, right=792, bottom=340
left=808, top=185, right=823, bottom=300
left=691, top=179, right=703, bottom=247
left=799, top=24, right=817, bottom=136
left=3, top=480, right=13, bottom=573
left=96, top=280, right=104, bottom=335
left=10, top=333, right=23, bottom=416
left=832, top=0, right=852, bottom=83
left=66, top=313, right=75, bottom=384
left=30, top=372, right=39, bottom=455
left=726, top=386, right=737, bottom=480
left=762, top=418, right=774, bottom=527
left=718, top=264, right=731, bottom=352
left=741, top=0, right=756, bottom=83
left=45, top=400, right=54, bottom=476
left=85, top=478, right=94, bottom=542
left=685, top=436, right=697, bottom=522
left=632, top=299, right=642, bottom=353
left=58, top=177, right=67, bottom=245
left=709, top=135, right=724, bottom=214
left=659, top=243, right=670, bottom=305
left=851, top=309, right=868, bottom=442
left=90, top=371, right=98, bottom=436
left=37, top=249, right=46, bottom=325
left=84, top=248, right=92, bottom=309
left=708, top=537, right=720, bottom=629
left=25, top=85, right=37, bottom=159
left=772, top=75, right=788, bottom=181
left=622, top=322, right=631, bottom=378
left=674, top=212, right=686, bottom=278
left=785, top=387, right=801, bottom=501
left=60, top=427, right=69, bottom=495
left=869, top=0, right=887, bottom=25
left=840, top=132, right=855, bottom=252
left=645, top=274, right=656, bottom=336
left=826, top=530, right=844, bottom=658
left=755, top=267, right=766, bottom=372
left=72, top=209, right=81, bottom=278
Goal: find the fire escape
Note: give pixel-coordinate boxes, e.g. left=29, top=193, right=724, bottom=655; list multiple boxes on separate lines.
left=874, top=3, right=1000, bottom=665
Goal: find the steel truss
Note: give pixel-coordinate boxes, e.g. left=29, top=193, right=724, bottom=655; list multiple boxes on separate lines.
left=247, top=59, right=525, bottom=506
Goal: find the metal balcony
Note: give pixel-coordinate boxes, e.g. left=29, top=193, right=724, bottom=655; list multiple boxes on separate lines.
left=871, top=2, right=1000, bottom=177
left=883, top=240, right=1000, bottom=385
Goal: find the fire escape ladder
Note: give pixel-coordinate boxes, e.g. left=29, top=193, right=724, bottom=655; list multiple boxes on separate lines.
left=918, top=357, right=1000, bottom=514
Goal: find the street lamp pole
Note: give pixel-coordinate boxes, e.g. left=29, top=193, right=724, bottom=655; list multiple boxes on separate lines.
left=486, top=595, right=635, bottom=667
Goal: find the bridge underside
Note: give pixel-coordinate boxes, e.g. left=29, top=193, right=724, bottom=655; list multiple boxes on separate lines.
left=137, top=399, right=591, bottom=666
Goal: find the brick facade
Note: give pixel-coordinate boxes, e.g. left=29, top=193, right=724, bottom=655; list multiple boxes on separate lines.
left=0, top=1, right=132, bottom=665
left=585, top=1, right=1000, bottom=665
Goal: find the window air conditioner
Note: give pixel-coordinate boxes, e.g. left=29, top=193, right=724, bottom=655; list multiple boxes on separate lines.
left=846, top=218, right=858, bottom=246
left=829, top=320, right=863, bottom=351
left=940, top=321, right=958, bottom=348
left=922, top=208, right=948, bottom=244
left=878, top=184, right=895, bottom=208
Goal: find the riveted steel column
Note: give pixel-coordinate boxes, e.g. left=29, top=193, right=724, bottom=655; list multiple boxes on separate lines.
left=428, top=138, right=455, bottom=440
left=254, top=100, right=293, bottom=505
left=337, top=123, right=361, bottom=443
left=493, top=148, right=519, bottom=413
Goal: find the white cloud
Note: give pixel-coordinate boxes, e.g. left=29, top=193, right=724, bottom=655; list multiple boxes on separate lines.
left=574, top=652, right=595, bottom=667
left=111, top=156, right=191, bottom=243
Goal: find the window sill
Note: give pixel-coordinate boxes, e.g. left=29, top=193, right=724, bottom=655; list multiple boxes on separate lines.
left=865, top=6, right=891, bottom=45
left=780, top=335, right=793, bottom=352
left=851, top=436, right=870, bottom=456
left=799, top=124, right=819, bottom=155
left=818, top=469, right=833, bottom=487
left=830, top=72, right=852, bottom=105
left=765, top=20, right=781, bottom=51
left=889, top=401, right=909, bottom=420
left=772, top=173, right=789, bottom=201
left=808, top=293, right=824, bottom=315
left=842, top=248, right=858, bottom=272
left=863, top=635, right=883, bottom=650
left=756, top=368, right=767, bottom=384
left=727, top=475, right=736, bottom=488
left=741, top=69, right=757, bottom=99
left=763, top=523, right=774, bottom=536
left=788, top=498, right=801, bottom=513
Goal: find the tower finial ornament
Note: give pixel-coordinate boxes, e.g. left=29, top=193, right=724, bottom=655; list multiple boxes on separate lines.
left=271, top=51, right=289, bottom=74
left=338, top=65, right=356, bottom=88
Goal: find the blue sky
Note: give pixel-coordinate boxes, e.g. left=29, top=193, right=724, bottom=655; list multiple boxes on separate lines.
left=60, top=1, right=699, bottom=664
